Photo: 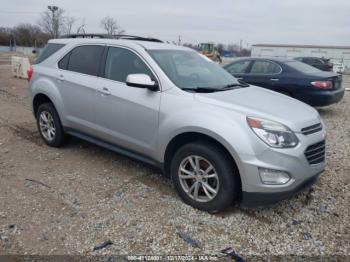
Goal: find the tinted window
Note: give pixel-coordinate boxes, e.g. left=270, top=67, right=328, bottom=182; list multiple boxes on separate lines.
left=58, top=52, right=70, bottom=70
left=225, top=60, right=250, bottom=74
left=286, top=61, right=321, bottom=73
left=104, top=47, right=154, bottom=82
left=35, top=43, right=65, bottom=64
left=67, top=45, right=104, bottom=76
left=250, top=60, right=281, bottom=74
left=306, top=58, right=322, bottom=64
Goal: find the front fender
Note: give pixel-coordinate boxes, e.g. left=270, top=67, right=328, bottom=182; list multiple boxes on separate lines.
left=157, top=107, right=260, bottom=187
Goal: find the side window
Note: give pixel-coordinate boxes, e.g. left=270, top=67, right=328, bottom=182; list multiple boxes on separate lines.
left=225, top=60, right=250, bottom=74
left=35, top=43, right=65, bottom=64
left=63, top=45, right=104, bottom=76
left=104, top=47, right=154, bottom=82
left=250, top=60, right=281, bottom=74
left=308, top=58, right=320, bottom=64
left=303, top=58, right=312, bottom=64
left=316, top=58, right=324, bottom=64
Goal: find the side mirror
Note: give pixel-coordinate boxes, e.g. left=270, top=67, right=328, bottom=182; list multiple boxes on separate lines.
left=126, top=74, right=159, bottom=91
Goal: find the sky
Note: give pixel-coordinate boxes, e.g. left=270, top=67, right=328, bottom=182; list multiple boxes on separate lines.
left=0, top=0, right=349, bottom=46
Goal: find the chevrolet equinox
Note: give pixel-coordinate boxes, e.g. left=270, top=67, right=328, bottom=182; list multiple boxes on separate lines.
left=28, top=35, right=326, bottom=213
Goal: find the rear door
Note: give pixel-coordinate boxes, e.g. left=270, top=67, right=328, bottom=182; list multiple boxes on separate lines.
left=57, top=45, right=104, bottom=133
left=94, top=46, right=161, bottom=157
left=244, top=59, right=282, bottom=91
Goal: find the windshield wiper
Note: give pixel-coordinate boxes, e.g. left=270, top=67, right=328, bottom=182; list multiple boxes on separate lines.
left=182, top=87, right=223, bottom=93
left=182, top=82, right=249, bottom=93
left=223, top=82, right=249, bottom=89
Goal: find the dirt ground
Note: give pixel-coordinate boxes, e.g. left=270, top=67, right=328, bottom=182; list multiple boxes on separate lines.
left=0, top=52, right=349, bottom=258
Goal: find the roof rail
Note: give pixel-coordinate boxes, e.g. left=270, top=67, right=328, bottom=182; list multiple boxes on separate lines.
left=60, top=34, right=106, bottom=39
left=59, top=34, right=163, bottom=43
left=113, top=34, right=163, bottom=43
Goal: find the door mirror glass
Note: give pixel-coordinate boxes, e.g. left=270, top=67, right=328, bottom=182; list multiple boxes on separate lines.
left=126, top=74, right=158, bottom=91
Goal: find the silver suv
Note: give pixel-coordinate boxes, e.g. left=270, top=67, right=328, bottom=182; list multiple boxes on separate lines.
left=28, top=35, right=326, bottom=212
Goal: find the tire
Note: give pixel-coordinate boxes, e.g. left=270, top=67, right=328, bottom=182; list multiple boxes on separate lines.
left=36, top=103, right=66, bottom=147
left=170, top=141, right=240, bottom=213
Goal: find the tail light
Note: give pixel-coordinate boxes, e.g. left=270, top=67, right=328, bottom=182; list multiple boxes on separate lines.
left=311, top=81, right=333, bottom=89
left=27, top=66, right=33, bottom=82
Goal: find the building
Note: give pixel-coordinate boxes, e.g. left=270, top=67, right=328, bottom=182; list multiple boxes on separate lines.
left=251, top=44, right=350, bottom=69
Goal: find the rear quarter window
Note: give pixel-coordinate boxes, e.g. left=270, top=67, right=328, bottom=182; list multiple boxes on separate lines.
left=35, top=43, right=65, bottom=64
left=286, top=61, right=321, bottom=73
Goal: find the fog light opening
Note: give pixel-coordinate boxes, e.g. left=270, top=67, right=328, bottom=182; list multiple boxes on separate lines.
left=258, top=168, right=291, bottom=185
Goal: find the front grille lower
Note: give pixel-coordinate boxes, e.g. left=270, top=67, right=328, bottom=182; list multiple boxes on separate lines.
left=301, top=123, right=322, bottom=135
left=304, top=140, right=326, bottom=165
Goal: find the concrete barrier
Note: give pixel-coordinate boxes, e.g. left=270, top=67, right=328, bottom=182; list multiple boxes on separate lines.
left=11, top=56, right=31, bottom=79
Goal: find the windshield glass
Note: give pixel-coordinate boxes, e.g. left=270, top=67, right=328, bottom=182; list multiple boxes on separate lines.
left=286, top=61, right=322, bottom=73
left=148, top=49, right=239, bottom=90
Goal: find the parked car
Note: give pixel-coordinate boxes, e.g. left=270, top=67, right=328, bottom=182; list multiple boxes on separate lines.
left=29, top=35, right=326, bottom=212
left=294, top=57, right=333, bottom=72
left=223, top=58, right=344, bottom=107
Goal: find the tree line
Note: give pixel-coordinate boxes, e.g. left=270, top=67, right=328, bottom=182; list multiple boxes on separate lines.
left=0, top=7, right=124, bottom=47
left=0, top=6, right=251, bottom=56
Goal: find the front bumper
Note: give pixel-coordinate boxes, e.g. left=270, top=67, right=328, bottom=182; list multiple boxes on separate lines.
left=236, top=128, right=326, bottom=207
left=240, top=172, right=321, bottom=207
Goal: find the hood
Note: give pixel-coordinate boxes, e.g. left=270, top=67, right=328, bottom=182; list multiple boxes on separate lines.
left=195, top=86, right=320, bottom=132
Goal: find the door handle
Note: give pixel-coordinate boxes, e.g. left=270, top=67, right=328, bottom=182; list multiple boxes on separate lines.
left=270, top=78, right=279, bottom=81
left=236, top=77, right=243, bottom=80
left=99, top=87, right=111, bottom=95
left=56, top=74, right=65, bottom=82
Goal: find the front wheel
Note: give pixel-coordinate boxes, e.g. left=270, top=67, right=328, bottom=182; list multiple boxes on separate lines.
left=170, top=142, right=240, bottom=213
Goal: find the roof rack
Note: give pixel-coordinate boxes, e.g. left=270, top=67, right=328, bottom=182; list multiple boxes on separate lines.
left=59, top=34, right=163, bottom=43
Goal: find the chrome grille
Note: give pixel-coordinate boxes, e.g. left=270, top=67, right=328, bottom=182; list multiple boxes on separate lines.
left=304, top=140, right=326, bottom=165
left=301, top=123, right=322, bottom=135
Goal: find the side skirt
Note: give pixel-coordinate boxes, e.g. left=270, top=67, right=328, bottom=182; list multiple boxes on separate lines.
left=65, top=128, right=165, bottom=173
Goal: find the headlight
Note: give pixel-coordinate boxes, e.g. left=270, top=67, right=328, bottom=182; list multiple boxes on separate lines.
left=247, top=117, right=299, bottom=148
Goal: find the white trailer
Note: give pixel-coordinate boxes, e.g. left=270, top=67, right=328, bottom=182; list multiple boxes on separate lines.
left=251, top=44, right=350, bottom=73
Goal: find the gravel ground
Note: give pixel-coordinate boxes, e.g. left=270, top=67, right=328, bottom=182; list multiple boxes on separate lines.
left=0, top=52, right=349, bottom=259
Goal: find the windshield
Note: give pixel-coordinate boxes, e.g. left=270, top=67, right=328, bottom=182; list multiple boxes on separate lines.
left=148, top=49, right=239, bottom=90
left=286, top=61, right=322, bottom=73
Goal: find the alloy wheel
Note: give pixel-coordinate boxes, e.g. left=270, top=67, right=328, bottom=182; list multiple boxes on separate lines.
left=178, top=155, right=219, bottom=202
left=39, top=111, right=56, bottom=141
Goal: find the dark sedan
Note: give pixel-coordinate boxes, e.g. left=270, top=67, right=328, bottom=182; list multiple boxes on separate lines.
left=295, top=57, right=333, bottom=72
left=223, top=58, right=344, bottom=106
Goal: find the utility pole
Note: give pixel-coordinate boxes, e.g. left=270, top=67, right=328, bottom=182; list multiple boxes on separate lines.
left=48, top=5, right=59, bottom=38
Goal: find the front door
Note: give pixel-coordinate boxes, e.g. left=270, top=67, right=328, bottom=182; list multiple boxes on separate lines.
left=95, top=46, right=161, bottom=158
left=244, top=59, right=282, bottom=91
left=224, top=59, right=252, bottom=82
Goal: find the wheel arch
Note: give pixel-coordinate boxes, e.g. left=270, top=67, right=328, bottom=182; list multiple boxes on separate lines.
left=33, top=93, right=54, bottom=117
left=163, top=132, right=242, bottom=192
